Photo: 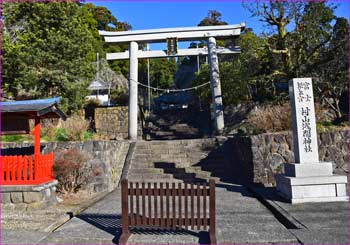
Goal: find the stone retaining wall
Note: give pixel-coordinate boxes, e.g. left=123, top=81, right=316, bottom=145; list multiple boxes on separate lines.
left=94, top=107, right=142, bottom=140
left=1, top=141, right=130, bottom=193
left=226, top=129, right=349, bottom=185
left=1, top=180, right=58, bottom=210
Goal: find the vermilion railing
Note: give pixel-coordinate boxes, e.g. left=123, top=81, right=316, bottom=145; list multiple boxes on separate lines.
left=0, top=153, right=55, bottom=185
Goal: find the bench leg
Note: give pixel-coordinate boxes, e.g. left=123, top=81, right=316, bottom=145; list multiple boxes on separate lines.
left=119, top=231, right=131, bottom=244
left=209, top=230, right=217, bottom=244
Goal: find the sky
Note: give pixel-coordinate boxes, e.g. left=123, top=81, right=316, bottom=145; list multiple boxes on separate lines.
left=89, top=0, right=350, bottom=50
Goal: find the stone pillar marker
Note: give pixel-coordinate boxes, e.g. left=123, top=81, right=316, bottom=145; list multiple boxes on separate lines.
left=284, top=78, right=333, bottom=178
left=275, top=78, right=348, bottom=204
left=289, top=78, right=319, bottom=163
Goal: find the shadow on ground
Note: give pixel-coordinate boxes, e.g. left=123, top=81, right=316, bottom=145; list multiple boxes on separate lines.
left=76, top=213, right=210, bottom=244
left=153, top=138, right=288, bottom=203
left=76, top=213, right=122, bottom=238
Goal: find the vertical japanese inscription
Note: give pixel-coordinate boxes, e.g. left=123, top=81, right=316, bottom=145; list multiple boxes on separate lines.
left=289, top=78, right=319, bottom=163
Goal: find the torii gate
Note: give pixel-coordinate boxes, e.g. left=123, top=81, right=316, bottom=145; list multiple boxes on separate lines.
left=99, top=23, right=245, bottom=140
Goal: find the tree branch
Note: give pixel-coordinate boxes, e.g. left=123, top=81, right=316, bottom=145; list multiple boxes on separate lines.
left=263, top=3, right=279, bottom=25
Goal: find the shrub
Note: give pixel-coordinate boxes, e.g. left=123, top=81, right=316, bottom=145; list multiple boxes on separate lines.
left=55, top=128, right=69, bottom=141
left=59, top=114, right=90, bottom=141
left=111, top=89, right=128, bottom=105
left=40, top=119, right=58, bottom=142
left=83, top=131, right=93, bottom=140
left=84, top=98, right=101, bottom=107
left=247, top=103, right=291, bottom=132
left=54, top=148, right=91, bottom=195
left=0, top=134, right=31, bottom=142
left=41, top=115, right=91, bottom=142
left=246, top=102, right=332, bottom=133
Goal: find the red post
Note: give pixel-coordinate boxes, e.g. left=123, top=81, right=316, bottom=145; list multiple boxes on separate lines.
left=34, top=116, right=41, bottom=156
left=34, top=116, right=41, bottom=182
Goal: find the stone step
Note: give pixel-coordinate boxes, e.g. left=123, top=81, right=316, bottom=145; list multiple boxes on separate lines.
left=129, top=172, right=199, bottom=182
left=129, top=165, right=228, bottom=180
left=186, top=166, right=227, bottom=175
left=128, top=168, right=164, bottom=174
left=127, top=173, right=174, bottom=180
left=132, top=151, right=220, bottom=158
left=135, top=146, right=212, bottom=152
left=136, top=139, right=217, bottom=147
left=127, top=179, right=185, bottom=184
left=128, top=176, right=207, bottom=183
left=131, top=158, right=195, bottom=165
left=157, top=165, right=222, bottom=174
left=130, top=161, right=227, bottom=170
left=132, top=153, right=187, bottom=159
left=131, top=159, right=201, bottom=165
left=192, top=163, right=228, bottom=170
left=154, top=131, right=177, bottom=136
left=136, top=146, right=214, bottom=151
left=131, top=158, right=214, bottom=164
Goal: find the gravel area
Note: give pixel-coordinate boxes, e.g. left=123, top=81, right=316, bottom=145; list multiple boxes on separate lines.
left=1, top=191, right=103, bottom=232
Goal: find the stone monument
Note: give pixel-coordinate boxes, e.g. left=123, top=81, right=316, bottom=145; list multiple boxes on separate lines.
left=275, top=78, right=348, bottom=203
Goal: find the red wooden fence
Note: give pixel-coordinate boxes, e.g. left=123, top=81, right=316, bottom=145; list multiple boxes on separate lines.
left=0, top=153, right=55, bottom=185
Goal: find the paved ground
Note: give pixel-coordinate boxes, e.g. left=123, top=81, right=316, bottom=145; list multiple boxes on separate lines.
left=31, top=183, right=296, bottom=244
left=1, top=192, right=107, bottom=244
left=251, top=186, right=350, bottom=244
left=2, top=184, right=349, bottom=244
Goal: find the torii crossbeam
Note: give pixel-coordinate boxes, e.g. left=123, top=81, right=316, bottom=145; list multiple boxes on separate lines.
left=99, top=23, right=245, bottom=140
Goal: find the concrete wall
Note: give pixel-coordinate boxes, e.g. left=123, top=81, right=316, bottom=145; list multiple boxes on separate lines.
left=1, top=140, right=130, bottom=193
left=226, top=129, right=349, bottom=185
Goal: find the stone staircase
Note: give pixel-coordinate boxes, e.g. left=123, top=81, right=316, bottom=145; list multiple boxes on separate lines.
left=143, top=108, right=211, bottom=140
left=127, top=138, right=233, bottom=184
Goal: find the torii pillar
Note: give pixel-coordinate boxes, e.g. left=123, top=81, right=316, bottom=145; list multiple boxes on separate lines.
left=208, top=37, right=224, bottom=134
left=129, top=41, right=138, bottom=140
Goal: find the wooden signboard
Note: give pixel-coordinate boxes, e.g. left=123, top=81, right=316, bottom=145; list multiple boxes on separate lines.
left=1, top=114, right=30, bottom=135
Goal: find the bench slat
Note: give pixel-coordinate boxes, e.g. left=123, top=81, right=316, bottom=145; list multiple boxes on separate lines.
left=166, top=182, right=170, bottom=228
left=197, top=184, right=201, bottom=230
left=154, top=183, right=159, bottom=226
left=160, top=183, right=165, bottom=228
left=130, top=182, right=134, bottom=226
left=142, top=183, right=146, bottom=226
left=209, top=179, right=217, bottom=244
left=203, top=182, right=207, bottom=230
left=148, top=182, right=152, bottom=227
left=191, top=183, right=195, bottom=230
left=136, top=183, right=140, bottom=226
left=178, top=182, right=182, bottom=228
left=185, top=183, right=189, bottom=229
left=172, top=183, right=176, bottom=229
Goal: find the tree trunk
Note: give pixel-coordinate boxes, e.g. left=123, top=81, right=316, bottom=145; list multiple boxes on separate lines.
left=335, top=99, right=342, bottom=120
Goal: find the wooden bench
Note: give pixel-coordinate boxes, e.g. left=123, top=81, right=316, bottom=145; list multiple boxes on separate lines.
left=119, top=179, right=216, bottom=244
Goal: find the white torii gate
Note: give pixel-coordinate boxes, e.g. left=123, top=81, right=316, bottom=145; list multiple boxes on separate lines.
left=99, top=23, right=245, bottom=140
